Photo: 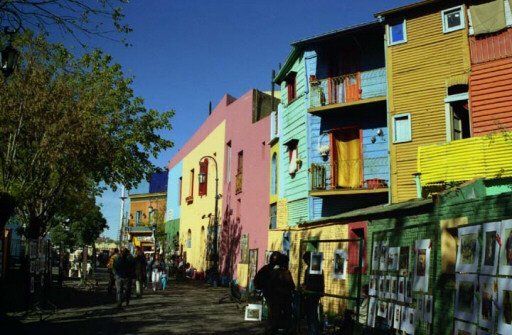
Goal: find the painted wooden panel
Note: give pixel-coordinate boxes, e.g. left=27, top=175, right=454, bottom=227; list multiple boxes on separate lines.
left=417, top=132, right=512, bottom=185
left=469, top=27, right=512, bottom=64
left=361, top=67, right=386, bottom=99
left=287, top=198, right=309, bottom=226
left=470, top=57, right=512, bottom=135
left=166, top=160, right=183, bottom=221
left=386, top=7, right=471, bottom=203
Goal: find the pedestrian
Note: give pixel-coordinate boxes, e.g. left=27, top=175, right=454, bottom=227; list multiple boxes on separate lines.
left=150, top=252, right=165, bottom=291
left=113, top=247, right=135, bottom=307
left=254, top=251, right=281, bottom=334
left=145, top=253, right=151, bottom=288
left=266, top=253, right=295, bottom=335
left=300, top=251, right=325, bottom=335
left=133, top=247, right=147, bottom=298
left=107, top=248, right=119, bottom=295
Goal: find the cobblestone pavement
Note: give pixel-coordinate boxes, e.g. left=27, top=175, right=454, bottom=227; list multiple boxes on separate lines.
left=4, top=272, right=267, bottom=335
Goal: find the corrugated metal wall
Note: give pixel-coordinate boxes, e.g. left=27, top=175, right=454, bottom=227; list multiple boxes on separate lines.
left=387, top=8, right=471, bottom=203
left=470, top=51, right=512, bottom=135
left=469, top=27, right=512, bottom=64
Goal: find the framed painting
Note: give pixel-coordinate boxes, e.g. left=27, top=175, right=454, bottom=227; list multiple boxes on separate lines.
left=332, top=249, right=347, bottom=280
left=244, top=303, right=262, bottom=321
left=499, top=219, right=512, bottom=276
left=456, top=225, right=480, bottom=273
left=413, top=239, right=431, bottom=292
left=309, top=252, right=323, bottom=275
left=481, top=222, right=499, bottom=275
left=455, top=274, right=477, bottom=323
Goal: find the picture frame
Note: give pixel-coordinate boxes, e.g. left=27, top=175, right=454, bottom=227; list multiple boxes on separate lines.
left=481, top=222, right=500, bottom=275
left=479, top=275, right=495, bottom=330
left=397, top=276, right=405, bottom=302
left=456, top=225, right=481, bottom=273
left=377, top=300, right=388, bottom=318
left=369, top=275, right=377, bottom=296
left=393, top=304, right=402, bottom=330
left=498, top=277, right=512, bottom=334
left=387, top=302, right=394, bottom=328
left=379, top=242, right=389, bottom=271
left=423, top=295, right=433, bottom=324
left=372, top=243, right=381, bottom=272
left=455, top=274, right=478, bottom=323
left=499, top=219, right=512, bottom=276
left=367, top=297, right=377, bottom=328
left=333, top=249, right=347, bottom=280
left=309, top=252, right=323, bottom=275
left=244, top=303, right=262, bottom=321
left=399, top=246, right=410, bottom=276
left=413, top=239, right=431, bottom=292
left=387, top=247, right=400, bottom=272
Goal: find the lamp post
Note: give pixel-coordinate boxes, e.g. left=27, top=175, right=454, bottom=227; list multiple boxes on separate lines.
left=1, top=28, right=19, bottom=78
left=198, top=155, right=219, bottom=286
left=149, top=205, right=157, bottom=253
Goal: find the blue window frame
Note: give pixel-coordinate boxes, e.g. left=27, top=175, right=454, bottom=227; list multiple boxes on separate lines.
left=389, top=20, right=407, bottom=45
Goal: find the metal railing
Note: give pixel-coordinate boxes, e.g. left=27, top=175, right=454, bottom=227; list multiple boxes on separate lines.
left=310, top=73, right=360, bottom=109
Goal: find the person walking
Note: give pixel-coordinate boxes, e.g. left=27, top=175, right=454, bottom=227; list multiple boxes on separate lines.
left=267, top=253, right=295, bottom=335
left=254, top=252, right=281, bottom=334
left=150, top=253, right=165, bottom=291
left=133, top=247, right=146, bottom=298
left=113, top=247, right=135, bottom=307
left=301, top=251, right=325, bottom=335
left=107, top=248, right=119, bottom=295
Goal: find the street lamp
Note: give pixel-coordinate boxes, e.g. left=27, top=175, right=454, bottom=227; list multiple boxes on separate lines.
left=198, top=155, right=220, bottom=286
left=1, top=28, right=19, bottom=78
left=149, top=205, right=157, bottom=253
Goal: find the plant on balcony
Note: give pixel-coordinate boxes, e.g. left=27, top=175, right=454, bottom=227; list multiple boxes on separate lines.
left=318, top=144, right=330, bottom=157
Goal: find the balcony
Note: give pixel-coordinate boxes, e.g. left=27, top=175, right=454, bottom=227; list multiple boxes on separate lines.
left=417, top=132, right=512, bottom=187
left=235, top=171, right=243, bottom=194
left=309, top=68, right=386, bottom=113
left=309, top=159, right=389, bottom=196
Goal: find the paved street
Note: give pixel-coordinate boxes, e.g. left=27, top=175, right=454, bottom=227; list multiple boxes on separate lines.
left=3, top=272, right=267, bottom=335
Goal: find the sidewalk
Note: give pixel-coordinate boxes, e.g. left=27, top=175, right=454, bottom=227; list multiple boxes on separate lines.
left=3, top=275, right=267, bottom=335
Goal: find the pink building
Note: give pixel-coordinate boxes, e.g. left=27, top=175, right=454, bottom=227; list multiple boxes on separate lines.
left=220, top=89, right=276, bottom=287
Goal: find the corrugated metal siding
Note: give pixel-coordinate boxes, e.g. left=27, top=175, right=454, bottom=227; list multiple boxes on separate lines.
left=418, top=132, right=512, bottom=185
left=469, top=27, right=512, bottom=64
left=470, top=57, right=512, bottom=135
left=287, top=198, right=309, bottom=226
left=387, top=9, right=471, bottom=203
left=362, top=127, right=389, bottom=183
left=361, top=67, right=387, bottom=99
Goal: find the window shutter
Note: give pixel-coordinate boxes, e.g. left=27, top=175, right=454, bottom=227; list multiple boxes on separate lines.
left=199, top=159, right=208, bottom=196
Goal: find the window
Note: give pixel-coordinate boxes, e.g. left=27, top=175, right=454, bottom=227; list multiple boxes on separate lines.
left=388, top=20, right=407, bottom=45
left=442, top=6, right=465, bottom=33
left=187, top=229, right=192, bottom=248
left=284, top=139, right=299, bottom=175
left=348, top=222, right=367, bottom=274
left=178, top=177, right=182, bottom=205
left=392, top=113, right=412, bottom=143
left=198, top=159, right=208, bottom=196
left=226, top=141, right=232, bottom=182
left=271, top=153, right=277, bottom=195
left=236, top=151, right=243, bottom=194
left=135, top=210, right=142, bottom=226
left=269, top=204, right=277, bottom=229
left=186, top=169, right=194, bottom=204
left=445, top=92, right=470, bottom=141
left=286, top=72, right=297, bottom=103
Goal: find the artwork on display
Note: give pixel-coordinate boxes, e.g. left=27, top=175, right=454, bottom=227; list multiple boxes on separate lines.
left=454, top=320, right=477, bottom=335
left=399, top=246, right=410, bottom=276
left=455, top=274, right=478, bottom=323
left=393, top=304, right=402, bottom=330
left=391, top=277, right=398, bottom=300
left=240, top=234, right=249, bottom=264
left=378, top=276, right=385, bottom=299
left=406, top=275, right=413, bottom=303
left=385, top=276, right=392, bottom=299
left=333, top=249, right=347, bottom=280
left=481, top=222, right=500, bottom=275
left=499, top=219, right=512, bottom=276
left=29, top=240, right=38, bottom=259
left=413, top=239, right=431, bottom=292
left=400, top=307, right=415, bottom=335
left=423, top=295, right=433, bottom=324
left=417, top=295, right=424, bottom=322
left=456, top=225, right=481, bottom=273
left=369, top=275, right=376, bottom=296
left=498, top=277, right=512, bottom=334
left=387, top=303, right=394, bottom=328
left=309, top=252, right=323, bottom=275
left=372, top=243, right=381, bottom=272
left=379, top=242, right=389, bottom=271
left=479, top=276, right=495, bottom=330
left=398, top=277, right=405, bottom=302
left=377, top=300, right=388, bottom=318
left=244, top=303, right=262, bottom=321
left=387, top=247, right=400, bottom=271
left=367, top=297, right=377, bottom=328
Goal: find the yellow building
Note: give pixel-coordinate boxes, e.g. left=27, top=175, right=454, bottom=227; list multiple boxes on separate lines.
left=377, top=1, right=471, bottom=202
left=179, top=122, right=225, bottom=273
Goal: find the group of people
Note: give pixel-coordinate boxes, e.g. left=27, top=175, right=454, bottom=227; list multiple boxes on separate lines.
left=254, top=251, right=326, bottom=335
left=106, top=247, right=171, bottom=307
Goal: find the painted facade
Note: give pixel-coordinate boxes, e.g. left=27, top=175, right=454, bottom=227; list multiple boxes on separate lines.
left=127, top=192, right=167, bottom=251
left=379, top=1, right=471, bottom=203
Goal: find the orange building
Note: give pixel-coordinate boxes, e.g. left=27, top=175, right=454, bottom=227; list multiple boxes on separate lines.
left=127, top=192, right=167, bottom=252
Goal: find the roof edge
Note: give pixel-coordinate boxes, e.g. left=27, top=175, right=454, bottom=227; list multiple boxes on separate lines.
left=374, top=0, right=440, bottom=18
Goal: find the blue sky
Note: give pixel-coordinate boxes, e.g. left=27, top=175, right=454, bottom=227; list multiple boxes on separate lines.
left=91, top=0, right=414, bottom=239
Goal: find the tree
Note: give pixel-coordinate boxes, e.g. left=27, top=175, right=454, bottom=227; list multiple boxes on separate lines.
left=0, top=0, right=131, bottom=46
left=0, top=32, right=174, bottom=239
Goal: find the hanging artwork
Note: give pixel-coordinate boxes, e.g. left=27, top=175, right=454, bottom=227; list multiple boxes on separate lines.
left=393, top=304, right=402, bottom=330
left=498, top=277, right=512, bottom=334
left=387, top=247, right=400, bottom=271
left=379, top=242, right=389, bottom=271
left=377, top=300, right=388, bottom=318
left=372, top=243, right=381, bottom=272
left=333, top=249, right=347, bottom=280
left=398, top=277, right=405, bottom=302
left=369, top=275, right=377, bottom=296
left=391, top=276, right=398, bottom=301
left=479, top=276, right=495, bottom=330
left=454, top=320, right=477, bottom=335
left=399, top=246, right=410, bottom=276
left=417, top=295, right=424, bottom=322
left=387, top=303, right=394, bottom=328
left=367, top=297, right=377, bottom=328
left=385, top=275, right=392, bottom=299
left=456, top=225, right=481, bottom=273
left=405, top=275, right=413, bottom=303
left=455, top=274, right=478, bottom=323
left=413, top=239, right=431, bottom=292
left=378, top=276, right=386, bottom=299
left=309, top=252, right=323, bottom=275
left=481, top=222, right=500, bottom=275
left=423, top=295, right=433, bottom=324
left=400, top=307, right=415, bottom=335
left=499, top=219, right=512, bottom=276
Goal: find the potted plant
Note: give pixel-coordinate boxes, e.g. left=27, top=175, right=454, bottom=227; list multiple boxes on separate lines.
left=318, top=144, right=330, bottom=157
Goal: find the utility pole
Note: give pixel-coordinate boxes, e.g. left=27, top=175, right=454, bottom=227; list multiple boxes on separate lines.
left=118, top=186, right=127, bottom=245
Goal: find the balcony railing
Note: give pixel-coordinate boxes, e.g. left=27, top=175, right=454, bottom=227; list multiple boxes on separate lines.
left=235, top=171, right=243, bottom=194
left=418, top=133, right=512, bottom=187
left=310, top=158, right=389, bottom=192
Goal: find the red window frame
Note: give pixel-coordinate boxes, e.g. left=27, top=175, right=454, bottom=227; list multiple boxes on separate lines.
left=348, top=221, right=368, bottom=274
left=286, top=72, right=297, bottom=102
left=198, top=159, right=208, bottom=196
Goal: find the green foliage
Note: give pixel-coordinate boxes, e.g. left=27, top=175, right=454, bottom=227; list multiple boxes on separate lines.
left=0, top=32, right=174, bottom=238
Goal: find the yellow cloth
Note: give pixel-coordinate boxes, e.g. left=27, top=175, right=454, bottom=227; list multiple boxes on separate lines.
left=470, top=0, right=506, bottom=35
left=334, top=129, right=361, bottom=188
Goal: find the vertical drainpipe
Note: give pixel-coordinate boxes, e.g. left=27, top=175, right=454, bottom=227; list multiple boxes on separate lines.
left=413, top=173, right=423, bottom=199
left=381, top=17, right=393, bottom=206
left=304, top=50, right=313, bottom=221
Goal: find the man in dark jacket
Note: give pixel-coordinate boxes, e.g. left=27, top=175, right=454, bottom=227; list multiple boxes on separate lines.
left=267, top=253, right=295, bottom=335
left=301, top=251, right=325, bottom=335
left=133, top=247, right=146, bottom=298
left=113, top=247, right=135, bottom=307
left=253, top=251, right=281, bottom=334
